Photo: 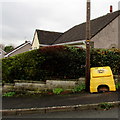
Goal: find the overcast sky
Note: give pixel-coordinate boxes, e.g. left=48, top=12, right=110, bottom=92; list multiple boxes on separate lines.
left=0, top=0, right=120, bottom=47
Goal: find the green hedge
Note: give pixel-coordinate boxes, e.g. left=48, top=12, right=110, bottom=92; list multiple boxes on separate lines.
left=90, top=48, right=120, bottom=74
left=2, top=46, right=120, bottom=83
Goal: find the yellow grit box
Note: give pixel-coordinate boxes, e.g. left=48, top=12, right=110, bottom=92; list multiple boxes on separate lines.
left=90, top=66, right=116, bottom=93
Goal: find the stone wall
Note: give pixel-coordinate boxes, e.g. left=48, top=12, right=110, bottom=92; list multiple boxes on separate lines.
left=2, top=75, right=119, bottom=93
left=2, top=79, right=84, bottom=93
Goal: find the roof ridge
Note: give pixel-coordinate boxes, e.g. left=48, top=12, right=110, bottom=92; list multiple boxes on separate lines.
left=36, top=29, right=63, bottom=34
left=91, top=10, right=120, bottom=23
left=0, top=48, right=6, bottom=53
left=36, top=29, right=63, bottom=45
left=66, top=10, right=120, bottom=34
left=5, top=41, right=31, bottom=56
left=50, top=33, right=63, bottom=45
left=53, top=10, right=120, bottom=44
left=91, top=10, right=120, bottom=38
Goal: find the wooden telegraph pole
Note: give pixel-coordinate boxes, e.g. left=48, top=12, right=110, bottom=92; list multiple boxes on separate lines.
left=85, top=0, right=91, bottom=92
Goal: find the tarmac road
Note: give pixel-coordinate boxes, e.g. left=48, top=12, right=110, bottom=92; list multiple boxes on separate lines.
left=2, top=107, right=120, bottom=119
left=2, top=91, right=120, bottom=110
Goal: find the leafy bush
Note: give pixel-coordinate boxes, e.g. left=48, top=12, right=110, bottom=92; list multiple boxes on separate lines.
left=99, top=103, right=113, bottom=110
left=72, top=84, right=85, bottom=93
left=40, top=45, right=86, bottom=79
left=115, top=82, right=120, bottom=89
left=2, top=50, right=46, bottom=83
left=2, top=46, right=120, bottom=83
left=3, top=92, right=16, bottom=97
left=53, top=88, right=64, bottom=95
left=91, top=48, right=120, bottom=75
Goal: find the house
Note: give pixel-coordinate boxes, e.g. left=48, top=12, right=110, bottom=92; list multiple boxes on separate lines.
left=32, top=10, right=120, bottom=49
left=5, top=41, right=32, bottom=57
left=0, top=48, right=6, bottom=59
left=32, top=29, right=63, bottom=50
left=0, top=44, right=5, bottom=50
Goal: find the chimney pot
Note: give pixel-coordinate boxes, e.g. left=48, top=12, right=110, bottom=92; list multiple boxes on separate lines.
left=110, top=5, right=113, bottom=13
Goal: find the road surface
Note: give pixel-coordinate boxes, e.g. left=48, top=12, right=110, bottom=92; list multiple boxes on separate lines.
left=2, top=107, right=120, bottom=119
left=2, top=91, right=120, bottom=109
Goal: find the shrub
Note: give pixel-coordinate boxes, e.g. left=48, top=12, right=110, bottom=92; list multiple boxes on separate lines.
left=40, top=45, right=86, bottom=79
left=3, top=92, right=16, bottom=97
left=91, top=48, right=120, bottom=75
left=99, top=103, right=113, bottom=110
left=2, top=46, right=120, bottom=83
left=53, top=88, right=64, bottom=95
left=115, top=82, right=120, bottom=89
left=2, top=50, right=46, bottom=83
left=72, top=84, right=85, bottom=93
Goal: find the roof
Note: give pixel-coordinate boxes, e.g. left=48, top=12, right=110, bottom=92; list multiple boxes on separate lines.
left=36, top=29, right=63, bottom=45
left=53, top=10, right=120, bottom=44
left=5, top=41, right=31, bottom=57
left=0, top=48, right=6, bottom=54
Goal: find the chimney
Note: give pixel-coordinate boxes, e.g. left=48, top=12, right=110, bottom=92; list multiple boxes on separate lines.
left=110, top=5, right=113, bottom=13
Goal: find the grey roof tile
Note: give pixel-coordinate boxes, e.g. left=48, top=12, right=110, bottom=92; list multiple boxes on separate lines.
left=53, top=10, right=120, bottom=44
left=36, top=29, right=63, bottom=45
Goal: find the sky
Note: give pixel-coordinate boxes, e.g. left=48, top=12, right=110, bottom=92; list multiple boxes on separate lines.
left=0, top=0, right=120, bottom=47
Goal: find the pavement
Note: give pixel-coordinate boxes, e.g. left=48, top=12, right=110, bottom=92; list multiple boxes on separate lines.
left=4, top=107, right=119, bottom=118
left=2, top=91, right=120, bottom=116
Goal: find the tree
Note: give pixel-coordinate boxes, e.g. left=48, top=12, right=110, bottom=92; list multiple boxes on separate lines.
left=4, top=46, right=14, bottom=53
